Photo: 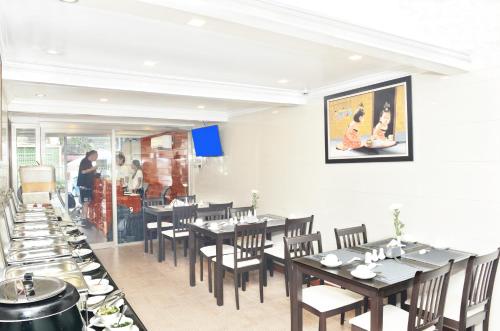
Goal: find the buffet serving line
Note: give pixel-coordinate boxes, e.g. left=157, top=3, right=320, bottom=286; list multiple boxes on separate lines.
left=0, top=189, right=147, bottom=331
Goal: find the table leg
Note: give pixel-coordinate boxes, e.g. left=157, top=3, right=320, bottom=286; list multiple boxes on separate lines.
left=370, top=296, right=383, bottom=331
left=157, top=215, right=162, bottom=262
left=290, top=263, right=303, bottom=331
left=189, top=228, right=196, bottom=286
left=215, top=236, right=224, bottom=306
left=143, top=211, right=148, bottom=253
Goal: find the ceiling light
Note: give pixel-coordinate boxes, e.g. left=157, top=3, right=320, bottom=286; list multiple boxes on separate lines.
left=59, top=0, right=79, bottom=3
left=46, top=49, right=60, bottom=55
left=99, top=98, right=109, bottom=102
left=143, top=60, right=157, bottom=67
left=188, top=18, right=206, bottom=27
left=197, top=105, right=205, bottom=109
left=277, top=79, right=289, bottom=84
left=35, top=93, right=46, bottom=97
left=348, top=54, right=363, bottom=61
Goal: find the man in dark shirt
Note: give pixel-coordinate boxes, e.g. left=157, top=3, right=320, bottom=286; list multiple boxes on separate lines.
left=77, top=150, right=98, bottom=221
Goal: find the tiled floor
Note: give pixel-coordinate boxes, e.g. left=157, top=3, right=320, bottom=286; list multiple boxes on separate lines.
left=95, top=243, right=354, bottom=331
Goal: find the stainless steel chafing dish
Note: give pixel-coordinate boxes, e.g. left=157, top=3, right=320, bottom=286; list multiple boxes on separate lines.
left=9, top=237, right=69, bottom=251
left=6, top=246, right=72, bottom=265
left=11, top=228, right=64, bottom=239
left=11, top=222, right=59, bottom=232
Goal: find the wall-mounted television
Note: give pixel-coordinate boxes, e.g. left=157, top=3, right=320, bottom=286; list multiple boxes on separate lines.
left=191, top=125, right=223, bottom=157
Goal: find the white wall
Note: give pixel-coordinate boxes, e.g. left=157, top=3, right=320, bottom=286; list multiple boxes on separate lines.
left=194, top=41, right=500, bottom=330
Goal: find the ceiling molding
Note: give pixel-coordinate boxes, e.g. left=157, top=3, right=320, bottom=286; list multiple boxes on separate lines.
left=3, top=61, right=306, bottom=105
left=7, top=98, right=229, bottom=122
left=139, top=0, right=471, bottom=74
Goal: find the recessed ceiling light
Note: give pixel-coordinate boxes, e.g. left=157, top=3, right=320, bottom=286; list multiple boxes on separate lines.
left=187, top=18, right=206, bottom=27
left=35, top=93, right=46, bottom=97
left=99, top=98, right=109, bottom=102
left=59, top=0, right=79, bottom=3
left=277, top=79, right=289, bottom=84
left=197, top=105, right=205, bottom=109
left=143, top=60, right=157, bottom=67
left=348, top=54, right=363, bottom=61
left=46, top=49, right=60, bottom=55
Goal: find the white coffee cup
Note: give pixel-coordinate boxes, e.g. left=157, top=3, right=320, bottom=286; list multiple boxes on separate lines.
left=323, top=254, right=339, bottom=264
left=356, top=264, right=371, bottom=275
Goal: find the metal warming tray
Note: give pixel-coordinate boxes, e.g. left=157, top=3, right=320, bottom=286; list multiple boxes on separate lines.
left=12, top=222, right=59, bottom=231
left=4, top=260, right=88, bottom=294
left=11, top=228, right=64, bottom=239
left=6, top=246, right=72, bottom=265
left=10, top=238, right=69, bottom=251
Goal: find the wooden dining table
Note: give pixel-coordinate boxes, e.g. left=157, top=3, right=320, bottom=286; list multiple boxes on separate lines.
left=290, top=239, right=472, bottom=331
left=188, top=214, right=286, bottom=306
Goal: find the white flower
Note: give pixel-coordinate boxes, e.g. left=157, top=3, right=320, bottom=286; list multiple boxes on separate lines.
left=251, top=189, right=259, bottom=194
left=389, top=203, right=403, bottom=211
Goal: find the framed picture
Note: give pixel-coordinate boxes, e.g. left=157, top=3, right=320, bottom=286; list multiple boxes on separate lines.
left=324, top=76, right=413, bottom=164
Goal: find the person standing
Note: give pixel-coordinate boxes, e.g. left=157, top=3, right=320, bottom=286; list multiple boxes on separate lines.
left=129, top=159, right=144, bottom=196
left=77, top=150, right=98, bottom=223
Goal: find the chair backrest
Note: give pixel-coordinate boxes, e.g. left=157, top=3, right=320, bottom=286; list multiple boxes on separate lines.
left=143, top=197, right=163, bottom=207
left=176, top=195, right=196, bottom=204
left=458, top=248, right=500, bottom=329
left=285, top=215, right=314, bottom=238
left=172, top=205, right=197, bottom=235
left=197, top=209, right=226, bottom=221
left=284, top=232, right=323, bottom=262
left=161, top=186, right=171, bottom=204
left=209, top=202, right=233, bottom=218
left=233, top=222, right=267, bottom=268
left=229, top=206, right=254, bottom=219
left=407, top=260, right=454, bottom=331
left=334, top=224, right=367, bottom=249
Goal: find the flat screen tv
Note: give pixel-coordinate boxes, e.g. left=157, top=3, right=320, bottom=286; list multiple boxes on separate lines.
left=192, top=125, right=223, bottom=157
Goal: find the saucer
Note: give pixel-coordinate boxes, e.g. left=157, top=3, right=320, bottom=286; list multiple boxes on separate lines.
left=88, top=284, right=114, bottom=296
left=79, top=262, right=101, bottom=273
left=321, top=259, right=342, bottom=268
left=350, top=269, right=376, bottom=280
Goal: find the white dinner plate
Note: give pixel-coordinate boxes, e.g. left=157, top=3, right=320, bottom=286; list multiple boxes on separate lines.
left=79, top=262, right=101, bottom=273
left=88, top=284, right=114, bottom=296
left=90, top=315, right=136, bottom=329
left=72, top=248, right=93, bottom=258
left=68, top=235, right=87, bottom=243
left=321, top=260, right=342, bottom=268
left=86, top=278, right=110, bottom=286
left=350, top=269, right=376, bottom=280
left=86, top=295, right=105, bottom=306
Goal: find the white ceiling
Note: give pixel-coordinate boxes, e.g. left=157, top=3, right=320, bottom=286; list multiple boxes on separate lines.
left=0, top=0, right=472, bottom=123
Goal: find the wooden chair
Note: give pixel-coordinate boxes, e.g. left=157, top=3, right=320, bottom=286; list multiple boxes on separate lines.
left=208, top=202, right=233, bottom=218
left=286, top=232, right=364, bottom=331
left=160, top=186, right=171, bottom=205
left=176, top=195, right=196, bottom=204
left=229, top=206, right=254, bottom=219
left=350, top=260, right=455, bottom=331
left=443, top=248, right=500, bottom=331
left=162, top=205, right=197, bottom=266
left=216, top=222, right=267, bottom=310
left=143, top=197, right=172, bottom=254
left=334, top=224, right=367, bottom=249
left=265, top=215, right=314, bottom=296
left=197, top=208, right=234, bottom=291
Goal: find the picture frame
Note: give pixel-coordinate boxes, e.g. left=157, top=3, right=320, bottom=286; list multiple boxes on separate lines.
left=324, top=76, right=413, bottom=164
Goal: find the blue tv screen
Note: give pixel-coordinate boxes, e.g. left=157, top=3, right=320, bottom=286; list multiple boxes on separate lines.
left=192, top=125, right=223, bottom=157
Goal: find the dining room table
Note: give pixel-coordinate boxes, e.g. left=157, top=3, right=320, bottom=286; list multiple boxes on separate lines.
left=188, top=214, right=286, bottom=306
left=289, top=238, right=473, bottom=331
left=143, top=205, right=173, bottom=262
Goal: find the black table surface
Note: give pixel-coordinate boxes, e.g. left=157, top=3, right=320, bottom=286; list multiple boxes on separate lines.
left=79, top=241, right=148, bottom=331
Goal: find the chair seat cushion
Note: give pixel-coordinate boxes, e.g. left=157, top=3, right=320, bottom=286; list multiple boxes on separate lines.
left=213, top=254, right=261, bottom=269
left=147, top=221, right=173, bottom=229
left=264, top=243, right=284, bottom=259
left=349, top=305, right=434, bottom=331
left=200, top=245, right=235, bottom=257
left=302, top=285, right=363, bottom=313
left=162, top=230, right=189, bottom=238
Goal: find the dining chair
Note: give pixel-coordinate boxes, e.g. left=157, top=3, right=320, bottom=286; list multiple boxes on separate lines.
left=208, top=202, right=233, bottom=218
left=265, top=215, right=314, bottom=296
left=334, top=224, right=368, bottom=249
left=443, top=248, right=500, bottom=331
left=176, top=195, right=196, bottom=204
left=143, top=197, right=172, bottom=254
left=215, top=222, right=267, bottom=310
left=350, top=260, right=455, bottom=331
left=286, top=232, right=364, bottom=331
left=197, top=208, right=234, bottom=291
left=160, top=186, right=171, bottom=205
left=229, top=206, right=254, bottom=219
left=162, top=205, right=197, bottom=266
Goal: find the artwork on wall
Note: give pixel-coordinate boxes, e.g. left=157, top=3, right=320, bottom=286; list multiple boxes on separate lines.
left=324, top=76, right=413, bottom=164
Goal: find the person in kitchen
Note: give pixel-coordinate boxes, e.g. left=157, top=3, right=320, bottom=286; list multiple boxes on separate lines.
left=116, top=152, right=130, bottom=191
left=129, top=159, right=144, bottom=197
left=77, top=150, right=98, bottom=225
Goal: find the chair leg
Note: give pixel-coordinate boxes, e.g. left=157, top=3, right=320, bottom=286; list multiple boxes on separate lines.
left=199, top=254, right=204, bottom=281
left=149, top=232, right=153, bottom=254
left=268, top=259, right=274, bottom=277
left=340, top=312, right=345, bottom=325
left=259, top=265, right=264, bottom=303
left=173, top=238, right=177, bottom=266
left=208, top=257, right=213, bottom=293
left=242, top=273, right=247, bottom=291
left=234, top=271, right=240, bottom=310
left=183, top=239, right=188, bottom=257
left=285, top=267, right=290, bottom=297
left=319, top=315, right=327, bottom=331
left=355, top=304, right=362, bottom=315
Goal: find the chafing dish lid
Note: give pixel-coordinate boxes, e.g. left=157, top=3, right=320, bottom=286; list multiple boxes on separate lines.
left=0, top=273, right=66, bottom=304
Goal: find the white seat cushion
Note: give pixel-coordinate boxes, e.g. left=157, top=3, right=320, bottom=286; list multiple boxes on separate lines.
left=349, top=305, right=435, bottom=331
left=264, top=243, right=284, bottom=259
left=302, top=285, right=363, bottom=313
left=162, top=230, right=189, bottom=238
left=147, top=221, right=173, bottom=229
left=213, top=254, right=261, bottom=269
left=200, top=245, right=235, bottom=257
